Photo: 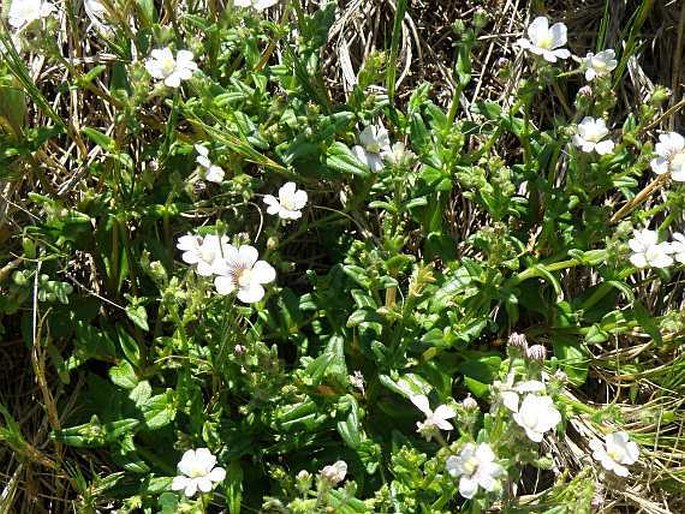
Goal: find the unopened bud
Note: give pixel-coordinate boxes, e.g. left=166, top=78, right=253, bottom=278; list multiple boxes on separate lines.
left=577, top=85, right=593, bottom=97
left=320, top=460, right=347, bottom=486
left=526, top=344, right=547, bottom=362
left=553, top=369, right=568, bottom=383
left=507, top=332, right=528, bottom=352
left=461, top=396, right=478, bottom=410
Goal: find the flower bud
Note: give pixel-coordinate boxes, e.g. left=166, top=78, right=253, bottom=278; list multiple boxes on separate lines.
left=507, top=332, right=528, bottom=353
left=526, top=344, right=547, bottom=362
left=577, top=85, right=593, bottom=97
left=461, top=396, right=478, bottom=410
left=320, top=460, right=347, bottom=486
left=295, top=470, right=312, bottom=494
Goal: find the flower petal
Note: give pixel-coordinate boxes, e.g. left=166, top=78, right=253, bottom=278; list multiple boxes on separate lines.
left=237, top=245, right=259, bottom=267
left=409, top=394, right=431, bottom=416
left=209, top=466, right=227, bottom=482
left=215, top=275, right=237, bottom=295
left=237, top=283, right=265, bottom=303
left=459, top=476, right=479, bottom=499
left=252, top=260, right=276, bottom=284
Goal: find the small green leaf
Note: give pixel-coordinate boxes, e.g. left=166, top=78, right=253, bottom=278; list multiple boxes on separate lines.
left=109, top=360, right=139, bottom=389
left=125, top=305, right=149, bottom=332
left=325, top=142, right=370, bottom=177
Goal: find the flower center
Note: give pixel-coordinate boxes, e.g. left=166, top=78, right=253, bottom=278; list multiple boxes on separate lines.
left=159, top=56, right=176, bottom=77
left=281, top=196, right=296, bottom=211
left=463, top=456, right=479, bottom=476
left=607, top=445, right=625, bottom=463
left=234, top=266, right=253, bottom=288
left=199, top=246, right=216, bottom=263
left=187, top=463, right=208, bottom=478
left=537, top=33, right=554, bottom=50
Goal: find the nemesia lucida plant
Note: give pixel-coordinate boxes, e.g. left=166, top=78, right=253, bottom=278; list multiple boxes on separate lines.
left=4, top=2, right=685, bottom=513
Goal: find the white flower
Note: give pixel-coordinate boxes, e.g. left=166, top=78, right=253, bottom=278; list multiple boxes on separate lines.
left=650, top=132, right=685, bottom=181
left=8, top=0, right=56, bottom=29
left=512, top=394, right=561, bottom=442
left=496, top=379, right=546, bottom=413
left=446, top=443, right=504, bottom=499
left=352, top=124, right=391, bottom=172
left=213, top=245, right=276, bottom=303
left=145, top=47, right=198, bottom=88
left=177, top=234, right=228, bottom=276
left=384, top=142, right=416, bottom=167
left=320, top=460, right=347, bottom=485
left=572, top=117, right=615, bottom=155
left=409, top=394, right=456, bottom=441
left=234, top=0, right=279, bottom=10
left=670, top=232, right=685, bottom=263
left=263, top=182, right=308, bottom=220
left=583, top=49, right=617, bottom=81
left=516, top=16, right=571, bottom=63
left=194, top=145, right=225, bottom=183
left=171, top=448, right=226, bottom=498
left=628, top=228, right=673, bottom=269
left=589, top=432, right=639, bottom=477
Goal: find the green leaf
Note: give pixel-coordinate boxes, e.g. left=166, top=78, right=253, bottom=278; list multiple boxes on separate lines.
left=82, top=127, right=116, bottom=151
left=325, top=142, right=370, bottom=177
left=109, top=360, right=139, bottom=389
left=116, top=325, right=142, bottom=367
left=336, top=395, right=362, bottom=449
left=125, top=305, right=149, bottom=332
left=142, top=390, right=176, bottom=430
left=552, top=335, right=589, bottom=386
left=226, top=460, right=243, bottom=514
left=379, top=373, right=432, bottom=399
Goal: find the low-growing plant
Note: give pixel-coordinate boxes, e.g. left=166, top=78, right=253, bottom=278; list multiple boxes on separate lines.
left=1, top=1, right=685, bottom=513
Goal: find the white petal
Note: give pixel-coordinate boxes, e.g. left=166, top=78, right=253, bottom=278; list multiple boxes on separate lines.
left=196, top=260, right=215, bottom=277
left=184, top=480, right=198, bottom=497
left=176, top=50, right=195, bottom=63
left=516, top=38, right=532, bottom=50
left=433, top=404, right=456, bottom=421
left=196, top=477, right=213, bottom=493
left=171, top=476, right=190, bottom=491
left=475, top=443, right=496, bottom=463
left=279, top=181, right=297, bottom=199
left=178, top=449, right=197, bottom=476
left=594, top=139, right=615, bottom=155
left=164, top=74, right=182, bottom=88
left=501, top=391, right=519, bottom=412
left=542, top=50, right=558, bottom=63
left=459, top=476, right=479, bottom=499
left=409, top=395, right=431, bottom=416
left=629, top=253, right=648, bottom=268
left=214, top=275, right=237, bottom=295
left=252, top=260, right=276, bottom=284
left=263, top=194, right=279, bottom=207
left=194, top=448, right=216, bottom=472
left=205, top=165, right=225, bottom=183
left=612, top=463, right=630, bottom=477
left=527, top=16, right=549, bottom=42
left=237, top=245, right=259, bottom=267
left=237, top=283, right=265, bottom=303
left=548, top=23, right=568, bottom=48
left=293, top=190, right=308, bottom=209
left=209, top=467, right=227, bottom=482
